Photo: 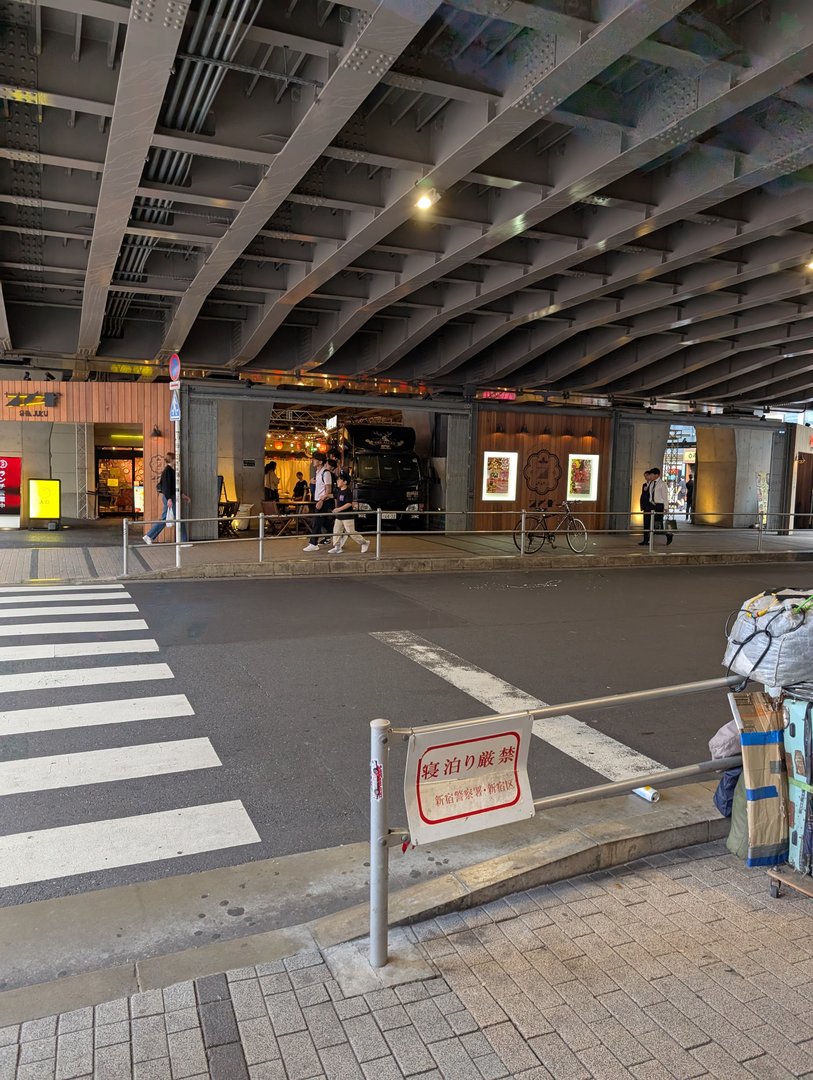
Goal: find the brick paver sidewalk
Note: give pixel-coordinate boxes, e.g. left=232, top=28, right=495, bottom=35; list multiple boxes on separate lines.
left=3, top=841, right=813, bottom=1080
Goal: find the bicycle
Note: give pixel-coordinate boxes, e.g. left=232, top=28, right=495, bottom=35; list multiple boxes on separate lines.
left=512, top=500, right=588, bottom=554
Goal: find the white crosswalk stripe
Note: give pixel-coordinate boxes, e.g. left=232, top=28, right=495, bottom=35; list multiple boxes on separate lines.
left=0, top=588, right=260, bottom=891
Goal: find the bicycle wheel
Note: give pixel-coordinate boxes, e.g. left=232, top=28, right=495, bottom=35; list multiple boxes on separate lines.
left=513, top=515, right=546, bottom=554
left=565, top=517, right=588, bottom=553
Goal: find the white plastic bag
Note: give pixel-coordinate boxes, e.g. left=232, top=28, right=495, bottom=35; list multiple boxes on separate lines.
left=165, top=504, right=175, bottom=526
left=723, top=589, right=813, bottom=686
left=709, top=719, right=740, bottom=760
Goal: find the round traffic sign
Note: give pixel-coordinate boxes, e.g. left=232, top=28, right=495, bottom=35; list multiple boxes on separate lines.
left=168, top=353, right=181, bottom=381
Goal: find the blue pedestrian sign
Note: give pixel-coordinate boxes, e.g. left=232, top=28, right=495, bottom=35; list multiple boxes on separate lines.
left=169, top=389, right=181, bottom=423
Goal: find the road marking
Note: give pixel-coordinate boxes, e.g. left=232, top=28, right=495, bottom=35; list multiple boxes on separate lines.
left=0, top=604, right=138, bottom=619
left=0, top=801, right=261, bottom=887
left=0, top=639, right=159, bottom=662
left=0, top=738, right=220, bottom=796
left=0, top=663, right=173, bottom=695
left=0, top=619, right=148, bottom=638
left=0, top=592, right=131, bottom=605
left=372, top=631, right=666, bottom=781
left=0, top=694, right=195, bottom=737
left=0, top=585, right=126, bottom=594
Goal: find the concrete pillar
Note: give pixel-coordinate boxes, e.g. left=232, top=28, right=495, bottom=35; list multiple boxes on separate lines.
left=628, top=421, right=670, bottom=521
left=185, top=395, right=218, bottom=540
left=733, top=427, right=773, bottom=529
left=216, top=399, right=270, bottom=510
left=445, top=411, right=473, bottom=532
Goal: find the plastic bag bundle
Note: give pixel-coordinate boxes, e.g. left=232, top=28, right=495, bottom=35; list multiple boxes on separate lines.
left=723, top=589, right=813, bottom=687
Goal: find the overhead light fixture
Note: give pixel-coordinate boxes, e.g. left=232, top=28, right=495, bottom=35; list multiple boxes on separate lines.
left=519, top=424, right=528, bottom=434
left=415, top=187, right=441, bottom=211
left=586, top=428, right=594, bottom=438
left=807, top=259, right=813, bottom=271
left=151, top=425, right=162, bottom=438
left=495, top=424, right=504, bottom=434
left=542, top=426, right=551, bottom=436
left=45, top=371, right=56, bottom=381
left=23, top=371, right=30, bottom=381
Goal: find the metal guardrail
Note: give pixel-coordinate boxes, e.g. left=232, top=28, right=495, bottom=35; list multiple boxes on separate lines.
left=123, top=508, right=810, bottom=576
left=368, top=674, right=742, bottom=968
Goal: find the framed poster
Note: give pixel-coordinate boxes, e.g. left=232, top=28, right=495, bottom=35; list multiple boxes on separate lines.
left=566, top=454, right=599, bottom=501
left=482, top=451, right=518, bottom=501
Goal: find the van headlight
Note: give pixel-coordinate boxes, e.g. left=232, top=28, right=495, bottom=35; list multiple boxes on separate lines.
left=356, top=502, right=372, bottom=511
left=406, top=503, right=419, bottom=512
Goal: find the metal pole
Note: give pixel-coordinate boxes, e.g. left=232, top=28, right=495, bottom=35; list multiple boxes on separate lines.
left=520, top=509, right=526, bottom=556
left=259, top=512, right=265, bottom=563
left=375, top=508, right=382, bottom=561
left=122, top=517, right=129, bottom=576
left=174, top=393, right=182, bottom=570
left=401, top=675, right=741, bottom=736
left=757, top=518, right=764, bottom=552
left=369, top=718, right=391, bottom=968
left=531, top=755, right=742, bottom=813
left=648, top=507, right=655, bottom=553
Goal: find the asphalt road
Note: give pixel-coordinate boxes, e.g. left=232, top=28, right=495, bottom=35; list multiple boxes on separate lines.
left=0, top=564, right=793, bottom=910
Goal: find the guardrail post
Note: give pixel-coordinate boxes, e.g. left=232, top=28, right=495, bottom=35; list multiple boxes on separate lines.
left=370, top=718, right=391, bottom=968
left=122, top=518, right=129, bottom=577
left=757, top=518, right=764, bottom=552
left=259, top=512, right=265, bottom=563
left=376, top=508, right=382, bottom=561
left=520, top=509, right=526, bottom=556
left=648, top=510, right=655, bottom=553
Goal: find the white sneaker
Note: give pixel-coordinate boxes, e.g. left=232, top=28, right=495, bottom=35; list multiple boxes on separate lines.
left=143, top=535, right=153, bottom=545
left=302, top=543, right=320, bottom=552
left=328, top=546, right=342, bottom=554
left=180, top=543, right=192, bottom=548
left=361, top=541, right=370, bottom=553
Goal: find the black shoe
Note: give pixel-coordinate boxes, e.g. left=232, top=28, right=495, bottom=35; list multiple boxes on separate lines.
left=637, top=540, right=648, bottom=546
left=666, top=533, right=673, bottom=545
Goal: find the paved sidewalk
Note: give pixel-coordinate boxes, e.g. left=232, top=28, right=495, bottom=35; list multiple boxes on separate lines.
left=3, top=841, right=813, bottom=1079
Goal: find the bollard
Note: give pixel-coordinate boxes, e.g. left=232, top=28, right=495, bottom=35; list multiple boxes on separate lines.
left=123, top=518, right=129, bottom=577
left=648, top=512, right=655, bottom=553
left=520, top=509, right=526, bottom=556
left=369, top=718, right=391, bottom=968
left=376, top=508, right=382, bottom=561
left=259, top=512, right=265, bottom=563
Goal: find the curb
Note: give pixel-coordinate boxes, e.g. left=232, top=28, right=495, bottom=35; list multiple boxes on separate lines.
left=0, top=781, right=727, bottom=1024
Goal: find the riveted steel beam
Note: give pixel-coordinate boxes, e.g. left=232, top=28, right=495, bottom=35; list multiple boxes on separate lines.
left=156, top=0, right=443, bottom=360
left=74, top=0, right=190, bottom=358
left=700, top=348, right=813, bottom=401
left=0, top=285, right=11, bottom=354
left=228, top=0, right=698, bottom=371
left=751, top=369, right=813, bottom=405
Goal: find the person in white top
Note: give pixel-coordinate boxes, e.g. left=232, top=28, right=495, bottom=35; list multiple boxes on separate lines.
left=303, top=454, right=335, bottom=551
left=648, top=467, right=673, bottom=546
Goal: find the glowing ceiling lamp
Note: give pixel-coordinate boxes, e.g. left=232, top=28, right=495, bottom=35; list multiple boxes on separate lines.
left=415, top=187, right=441, bottom=211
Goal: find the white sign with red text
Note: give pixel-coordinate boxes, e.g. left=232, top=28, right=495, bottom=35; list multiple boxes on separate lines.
left=404, top=716, right=534, bottom=844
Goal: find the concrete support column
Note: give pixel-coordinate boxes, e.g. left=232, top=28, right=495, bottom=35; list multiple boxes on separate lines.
left=216, top=399, right=270, bottom=511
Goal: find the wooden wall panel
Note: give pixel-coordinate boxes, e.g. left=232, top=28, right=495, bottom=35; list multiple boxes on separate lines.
left=1, top=380, right=173, bottom=528
left=473, top=410, right=612, bottom=533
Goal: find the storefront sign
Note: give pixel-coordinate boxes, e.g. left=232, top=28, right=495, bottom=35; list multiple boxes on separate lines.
left=481, top=390, right=517, bottom=401
left=5, top=393, right=59, bottom=418
left=482, top=451, right=518, bottom=501
left=684, top=448, right=697, bottom=464
left=28, top=478, right=61, bottom=520
left=566, top=453, right=599, bottom=501
left=0, top=456, right=22, bottom=528
left=404, top=715, right=534, bottom=845
left=325, top=415, right=338, bottom=430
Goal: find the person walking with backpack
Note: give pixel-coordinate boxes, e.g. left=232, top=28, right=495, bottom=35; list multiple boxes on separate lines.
left=302, top=454, right=335, bottom=551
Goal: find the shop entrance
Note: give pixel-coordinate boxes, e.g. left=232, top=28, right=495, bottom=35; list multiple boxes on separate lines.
left=795, top=453, right=813, bottom=529
left=94, top=425, right=144, bottom=518
left=663, top=423, right=696, bottom=520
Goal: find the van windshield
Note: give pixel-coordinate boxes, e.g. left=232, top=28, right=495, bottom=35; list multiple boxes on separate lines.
left=356, top=455, right=421, bottom=483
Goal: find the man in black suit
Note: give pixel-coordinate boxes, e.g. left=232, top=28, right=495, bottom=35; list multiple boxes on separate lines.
left=637, top=470, right=653, bottom=546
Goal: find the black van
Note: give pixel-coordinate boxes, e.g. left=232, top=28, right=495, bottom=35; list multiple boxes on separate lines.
left=340, top=425, right=425, bottom=528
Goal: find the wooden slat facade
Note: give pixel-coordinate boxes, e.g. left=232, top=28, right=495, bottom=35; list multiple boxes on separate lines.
left=473, top=410, right=612, bottom=533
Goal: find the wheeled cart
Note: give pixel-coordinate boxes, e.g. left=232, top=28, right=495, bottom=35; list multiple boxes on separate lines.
left=767, top=866, right=813, bottom=900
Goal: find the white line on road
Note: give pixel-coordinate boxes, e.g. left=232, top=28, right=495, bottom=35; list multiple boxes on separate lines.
left=0, top=585, right=126, bottom=594
left=0, top=640, right=159, bottom=662
left=372, top=631, right=666, bottom=781
left=0, top=801, right=261, bottom=887
left=0, top=592, right=131, bottom=605
left=0, top=620, right=148, bottom=638
left=0, top=694, right=195, bottom=737
left=0, top=604, right=138, bottom=619
left=0, top=663, right=173, bottom=695
left=0, top=738, right=221, bottom=796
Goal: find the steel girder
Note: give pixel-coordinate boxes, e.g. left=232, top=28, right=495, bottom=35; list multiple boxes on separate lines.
left=223, top=0, right=698, bottom=371
left=0, top=285, right=10, bottom=354
left=155, top=0, right=443, bottom=360
left=308, top=22, right=811, bottom=384
left=73, top=0, right=190, bottom=357
left=752, top=369, right=813, bottom=405
left=701, top=349, right=813, bottom=402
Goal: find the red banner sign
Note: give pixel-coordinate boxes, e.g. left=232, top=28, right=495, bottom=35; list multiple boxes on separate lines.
left=0, top=456, right=22, bottom=525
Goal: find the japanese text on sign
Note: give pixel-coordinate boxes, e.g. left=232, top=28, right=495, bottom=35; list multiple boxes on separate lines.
left=404, top=716, right=534, bottom=845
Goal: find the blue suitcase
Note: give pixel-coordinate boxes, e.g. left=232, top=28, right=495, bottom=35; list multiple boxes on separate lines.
left=782, top=698, right=813, bottom=876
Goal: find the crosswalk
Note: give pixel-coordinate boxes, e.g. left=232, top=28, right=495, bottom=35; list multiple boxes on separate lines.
left=0, top=583, right=260, bottom=892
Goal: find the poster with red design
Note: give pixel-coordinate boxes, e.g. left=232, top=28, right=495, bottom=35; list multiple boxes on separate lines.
left=482, top=451, right=518, bottom=501
left=0, top=456, right=22, bottom=528
left=404, top=715, right=534, bottom=844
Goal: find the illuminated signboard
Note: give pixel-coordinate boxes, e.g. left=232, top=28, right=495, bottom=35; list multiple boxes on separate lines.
left=566, top=454, right=600, bottom=501
left=0, top=456, right=22, bottom=528
left=5, top=393, right=59, bottom=418
left=482, top=451, right=518, bottom=501
left=325, top=415, right=338, bottom=430
left=28, top=478, right=61, bottom=520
